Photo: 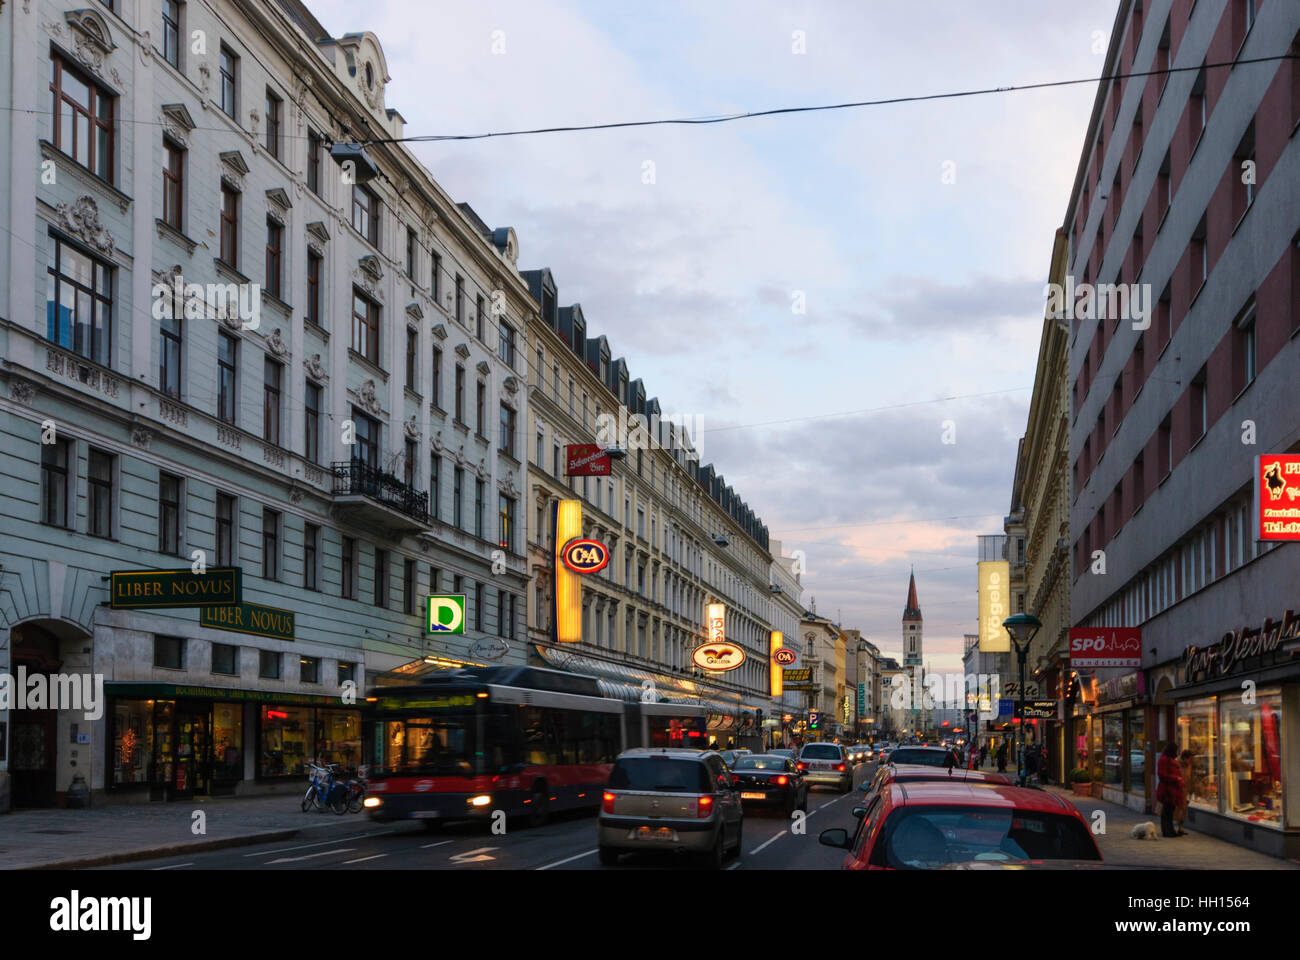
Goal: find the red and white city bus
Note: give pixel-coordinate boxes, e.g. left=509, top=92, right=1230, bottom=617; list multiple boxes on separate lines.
left=362, top=666, right=711, bottom=827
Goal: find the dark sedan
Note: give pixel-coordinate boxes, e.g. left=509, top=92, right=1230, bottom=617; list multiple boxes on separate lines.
left=730, top=754, right=808, bottom=815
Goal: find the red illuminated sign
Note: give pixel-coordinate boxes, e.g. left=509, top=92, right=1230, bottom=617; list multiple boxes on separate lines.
left=561, top=538, right=610, bottom=574
left=772, top=647, right=796, bottom=666
left=565, top=444, right=611, bottom=477
left=1258, top=454, right=1300, bottom=540
left=1069, top=628, right=1142, bottom=668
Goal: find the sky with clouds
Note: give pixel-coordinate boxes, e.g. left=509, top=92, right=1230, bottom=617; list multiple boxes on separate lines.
left=307, top=0, right=1119, bottom=674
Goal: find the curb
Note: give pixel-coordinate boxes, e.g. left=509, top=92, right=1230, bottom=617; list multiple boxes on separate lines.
left=21, top=828, right=306, bottom=870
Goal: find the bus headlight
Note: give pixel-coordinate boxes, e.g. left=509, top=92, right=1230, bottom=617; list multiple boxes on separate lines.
left=363, top=797, right=382, bottom=808
left=468, top=794, right=492, bottom=807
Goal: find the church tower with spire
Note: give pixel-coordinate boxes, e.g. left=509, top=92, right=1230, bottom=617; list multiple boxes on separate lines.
left=903, top=569, right=923, bottom=684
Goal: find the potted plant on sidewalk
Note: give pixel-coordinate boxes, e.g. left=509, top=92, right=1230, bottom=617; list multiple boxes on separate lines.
left=1090, top=767, right=1105, bottom=798
left=1069, top=767, right=1092, bottom=797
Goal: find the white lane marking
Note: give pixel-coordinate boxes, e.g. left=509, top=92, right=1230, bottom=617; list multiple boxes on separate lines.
left=536, top=849, right=599, bottom=870
left=449, top=846, right=497, bottom=864
left=341, top=854, right=388, bottom=865
left=421, top=840, right=453, bottom=849
left=151, top=863, right=193, bottom=870
left=266, top=847, right=356, bottom=865
left=726, top=861, right=742, bottom=870
left=750, top=829, right=790, bottom=856
left=247, top=830, right=395, bottom=857
left=816, top=797, right=842, bottom=811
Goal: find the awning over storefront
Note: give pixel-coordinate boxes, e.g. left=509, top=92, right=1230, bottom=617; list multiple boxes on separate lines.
left=531, top=643, right=747, bottom=716
left=105, top=682, right=342, bottom=707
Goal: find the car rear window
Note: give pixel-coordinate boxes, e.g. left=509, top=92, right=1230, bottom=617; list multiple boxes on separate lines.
left=888, top=748, right=954, bottom=767
left=878, top=806, right=1099, bottom=868
left=800, top=744, right=842, bottom=760
left=735, top=756, right=789, bottom=771
left=609, top=757, right=711, bottom=793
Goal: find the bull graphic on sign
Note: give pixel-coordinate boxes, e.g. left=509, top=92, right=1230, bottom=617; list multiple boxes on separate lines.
left=1264, top=463, right=1286, bottom=501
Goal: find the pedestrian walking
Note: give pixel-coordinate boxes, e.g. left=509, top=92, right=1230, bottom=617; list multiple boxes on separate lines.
left=1025, top=742, right=1040, bottom=782
left=1174, top=750, right=1193, bottom=837
left=995, top=741, right=1008, bottom=773
left=1156, top=742, right=1186, bottom=838
left=978, top=744, right=987, bottom=768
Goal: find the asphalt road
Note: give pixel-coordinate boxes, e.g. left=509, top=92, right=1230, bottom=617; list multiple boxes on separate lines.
left=100, top=762, right=875, bottom=871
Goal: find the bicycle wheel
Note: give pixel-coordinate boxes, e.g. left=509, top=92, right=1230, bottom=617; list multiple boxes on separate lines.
left=347, top=781, right=366, bottom=814
left=328, top=784, right=348, bottom=815
left=301, top=786, right=315, bottom=813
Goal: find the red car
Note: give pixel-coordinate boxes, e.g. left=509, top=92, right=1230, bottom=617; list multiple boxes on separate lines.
left=820, top=781, right=1102, bottom=870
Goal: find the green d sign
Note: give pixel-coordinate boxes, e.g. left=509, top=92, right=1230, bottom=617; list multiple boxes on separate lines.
left=426, top=595, right=466, bottom=634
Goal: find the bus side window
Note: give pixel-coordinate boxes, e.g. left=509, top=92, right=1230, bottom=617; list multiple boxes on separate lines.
left=521, top=706, right=549, bottom=766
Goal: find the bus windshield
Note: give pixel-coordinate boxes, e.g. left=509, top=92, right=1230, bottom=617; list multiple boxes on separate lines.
left=378, top=714, right=478, bottom=776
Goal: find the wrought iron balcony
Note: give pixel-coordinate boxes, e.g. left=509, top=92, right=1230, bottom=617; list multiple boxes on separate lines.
left=331, top=460, right=429, bottom=532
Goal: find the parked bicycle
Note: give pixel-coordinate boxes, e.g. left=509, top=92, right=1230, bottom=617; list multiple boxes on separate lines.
left=302, top=760, right=349, bottom=814
left=301, top=760, right=366, bottom=814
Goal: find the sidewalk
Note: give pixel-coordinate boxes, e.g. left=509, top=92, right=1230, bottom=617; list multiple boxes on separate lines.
left=0, top=794, right=367, bottom=870
left=1042, top=783, right=1300, bottom=870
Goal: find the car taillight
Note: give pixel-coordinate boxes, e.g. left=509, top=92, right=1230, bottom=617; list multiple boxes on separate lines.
left=796, top=762, right=806, bottom=771
left=602, top=792, right=616, bottom=814
left=775, top=776, right=788, bottom=785
left=836, top=763, right=846, bottom=772
left=697, top=796, right=714, bottom=818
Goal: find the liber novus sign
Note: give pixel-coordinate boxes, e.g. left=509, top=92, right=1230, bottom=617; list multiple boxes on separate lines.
left=111, top=568, right=241, bottom=609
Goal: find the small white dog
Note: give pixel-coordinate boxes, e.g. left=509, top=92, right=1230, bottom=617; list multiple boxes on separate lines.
left=1131, top=821, right=1159, bottom=840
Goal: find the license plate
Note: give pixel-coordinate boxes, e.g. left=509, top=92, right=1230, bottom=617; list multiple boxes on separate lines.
left=740, top=792, right=767, bottom=800
left=410, top=810, right=442, bottom=819
left=631, top=826, right=677, bottom=841
left=814, top=762, right=829, bottom=770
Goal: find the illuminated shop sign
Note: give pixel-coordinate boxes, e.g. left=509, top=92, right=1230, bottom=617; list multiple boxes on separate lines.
left=564, top=444, right=612, bottom=477
left=561, top=538, right=610, bottom=574
left=1257, top=454, right=1300, bottom=540
left=692, top=641, right=746, bottom=672
left=552, top=500, right=583, bottom=642
left=770, top=631, right=786, bottom=697
left=1182, top=609, right=1300, bottom=683
left=426, top=595, right=467, bottom=634
left=1068, top=627, right=1142, bottom=668
left=977, top=561, right=1010, bottom=652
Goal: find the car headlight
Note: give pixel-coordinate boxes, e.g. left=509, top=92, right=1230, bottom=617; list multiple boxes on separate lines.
left=363, top=797, right=381, bottom=808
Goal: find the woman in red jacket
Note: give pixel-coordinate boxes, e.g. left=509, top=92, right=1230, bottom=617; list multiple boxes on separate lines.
left=1156, top=742, right=1186, bottom=838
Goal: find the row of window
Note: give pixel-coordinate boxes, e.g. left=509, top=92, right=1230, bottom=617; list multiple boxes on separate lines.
left=153, top=634, right=356, bottom=686
left=37, top=439, right=517, bottom=628
left=1084, top=498, right=1274, bottom=628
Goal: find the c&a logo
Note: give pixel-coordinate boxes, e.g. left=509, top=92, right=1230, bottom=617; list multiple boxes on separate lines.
left=561, top=538, right=609, bottom=574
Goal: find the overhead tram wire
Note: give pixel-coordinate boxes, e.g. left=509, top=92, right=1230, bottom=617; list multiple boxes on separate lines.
left=358, top=53, right=1299, bottom=145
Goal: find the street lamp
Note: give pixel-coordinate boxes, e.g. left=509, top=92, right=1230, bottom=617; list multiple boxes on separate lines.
left=1002, top=612, right=1042, bottom=788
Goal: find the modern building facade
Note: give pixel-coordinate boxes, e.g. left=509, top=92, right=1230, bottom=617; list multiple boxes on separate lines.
left=1066, top=0, right=1300, bottom=855
left=0, top=0, right=530, bottom=808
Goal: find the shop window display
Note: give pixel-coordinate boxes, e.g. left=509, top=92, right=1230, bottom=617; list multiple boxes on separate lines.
left=261, top=706, right=315, bottom=777
left=112, top=701, right=155, bottom=785
left=1221, top=691, right=1282, bottom=826
left=213, top=703, right=244, bottom=781
left=1126, top=709, right=1146, bottom=794
left=1176, top=697, right=1218, bottom=809
left=318, top=709, right=362, bottom=772
left=1102, top=714, right=1122, bottom=785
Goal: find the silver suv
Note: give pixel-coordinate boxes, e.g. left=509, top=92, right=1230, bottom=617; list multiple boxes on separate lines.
left=598, top=748, right=743, bottom=868
left=797, top=742, right=853, bottom=792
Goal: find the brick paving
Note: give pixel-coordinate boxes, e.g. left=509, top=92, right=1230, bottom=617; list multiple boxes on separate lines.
left=0, top=794, right=362, bottom=869
left=1043, top=784, right=1300, bottom=870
